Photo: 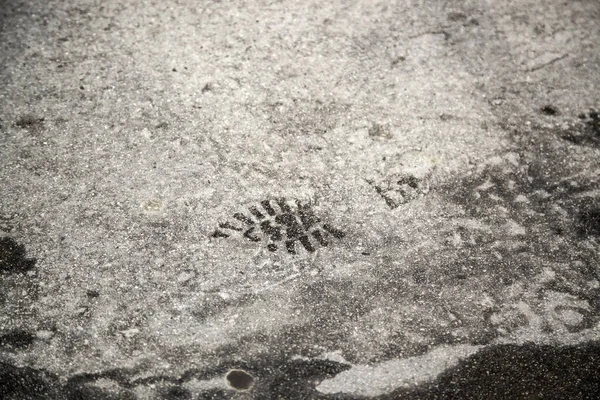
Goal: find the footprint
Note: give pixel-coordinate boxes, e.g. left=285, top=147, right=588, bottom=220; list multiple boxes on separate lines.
left=211, top=198, right=345, bottom=254
left=367, top=175, right=429, bottom=209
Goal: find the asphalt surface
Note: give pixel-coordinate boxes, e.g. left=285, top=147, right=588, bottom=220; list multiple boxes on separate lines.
left=1, top=0, right=599, bottom=399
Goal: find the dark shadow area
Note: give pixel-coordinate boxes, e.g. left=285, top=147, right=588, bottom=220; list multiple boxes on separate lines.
left=0, top=362, right=62, bottom=400
left=380, top=341, right=600, bottom=400
left=0, top=237, right=36, bottom=274
left=0, top=329, right=36, bottom=350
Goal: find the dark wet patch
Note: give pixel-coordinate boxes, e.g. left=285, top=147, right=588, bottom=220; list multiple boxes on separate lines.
left=52, top=349, right=351, bottom=399
left=447, top=11, right=467, bottom=22
left=2, top=342, right=597, bottom=399
left=197, top=389, right=231, bottom=399
left=174, top=339, right=353, bottom=398
left=265, top=359, right=351, bottom=400
left=382, top=341, right=600, bottom=399
left=0, top=237, right=36, bottom=274
left=431, top=129, right=600, bottom=343
left=157, top=385, right=192, bottom=399
left=191, top=293, right=256, bottom=322
left=0, top=215, right=13, bottom=233
left=368, top=122, right=392, bottom=139
left=0, top=362, right=62, bottom=400
left=64, top=368, right=141, bottom=397
left=66, top=384, right=135, bottom=400
left=443, top=130, right=598, bottom=248
left=577, top=206, right=600, bottom=237
left=0, top=329, right=35, bottom=349
left=586, top=288, right=600, bottom=315
left=212, top=198, right=345, bottom=254
left=225, top=369, right=254, bottom=390
left=561, top=109, right=600, bottom=147
left=14, top=114, right=45, bottom=131
left=86, top=289, right=100, bottom=298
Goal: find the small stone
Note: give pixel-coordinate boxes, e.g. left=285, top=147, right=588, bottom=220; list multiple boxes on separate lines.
left=217, top=292, right=231, bottom=300
left=120, top=328, right=140, bottom=338
left=555, top=307, right=584, bottom=326
left=514, top=194, right=529, bottom=203
left=141, top=198, right=163, bottom=212
left=36, top=330, right=54, bottom=340
left=177, top=271, right=195, bottom=284
left=506, top=220, right=526, bottom=236
left=75, top=307, right=88, bottom=316
left=541, top=268, right=556, bottom=282
left=141, top=128, right=152, bottom=139
left=476, top=178, right=494, bottom=191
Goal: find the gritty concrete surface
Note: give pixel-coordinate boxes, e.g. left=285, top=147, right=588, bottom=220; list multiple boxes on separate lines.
left=1, top=0, right=599, bottom=398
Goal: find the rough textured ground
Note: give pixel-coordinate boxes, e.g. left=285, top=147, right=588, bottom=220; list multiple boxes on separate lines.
left=1, top=0, right=599, bottom=399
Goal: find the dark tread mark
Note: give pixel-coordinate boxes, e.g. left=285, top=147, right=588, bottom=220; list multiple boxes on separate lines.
left=398, top=175, right=420, bottom=189
left=243, top=227, right=261, bottom=242
left=276, top=198, right=293, bottom=213
left=210, top=230, right=229, bottom=238
left=233, top=213, right=255, bottom=225
left=296, top=200, right=321, bottom=229
left=323, top=224, right=346, bottom=239
left=300, top=235, right=315, bottom=252
left=260, top=220, right=283, bottom=241
left=212, top=199, right=345, bottom=254
left=368, top=175, right=428, bottom=209
left=219, top=222, right=242, bottom=231
left=275, top=213, right=304, bottom=238
left=261, top=200, right=277, bottom=216
left=267, top=243, right=278, bottom=252
left=311, top=229, right=329, bottom=246
left=249, top=206, right=265, bottom=220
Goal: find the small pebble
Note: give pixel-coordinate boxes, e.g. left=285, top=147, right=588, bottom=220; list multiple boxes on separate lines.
left=177, top=271, right=195, bottom=284
left=36, top=330, right=54, bottom=340
left=120, top=328, right=140, bottom=338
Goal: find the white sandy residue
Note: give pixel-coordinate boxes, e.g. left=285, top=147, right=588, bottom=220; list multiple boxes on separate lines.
left=316, top=344, right=481, bottom=396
